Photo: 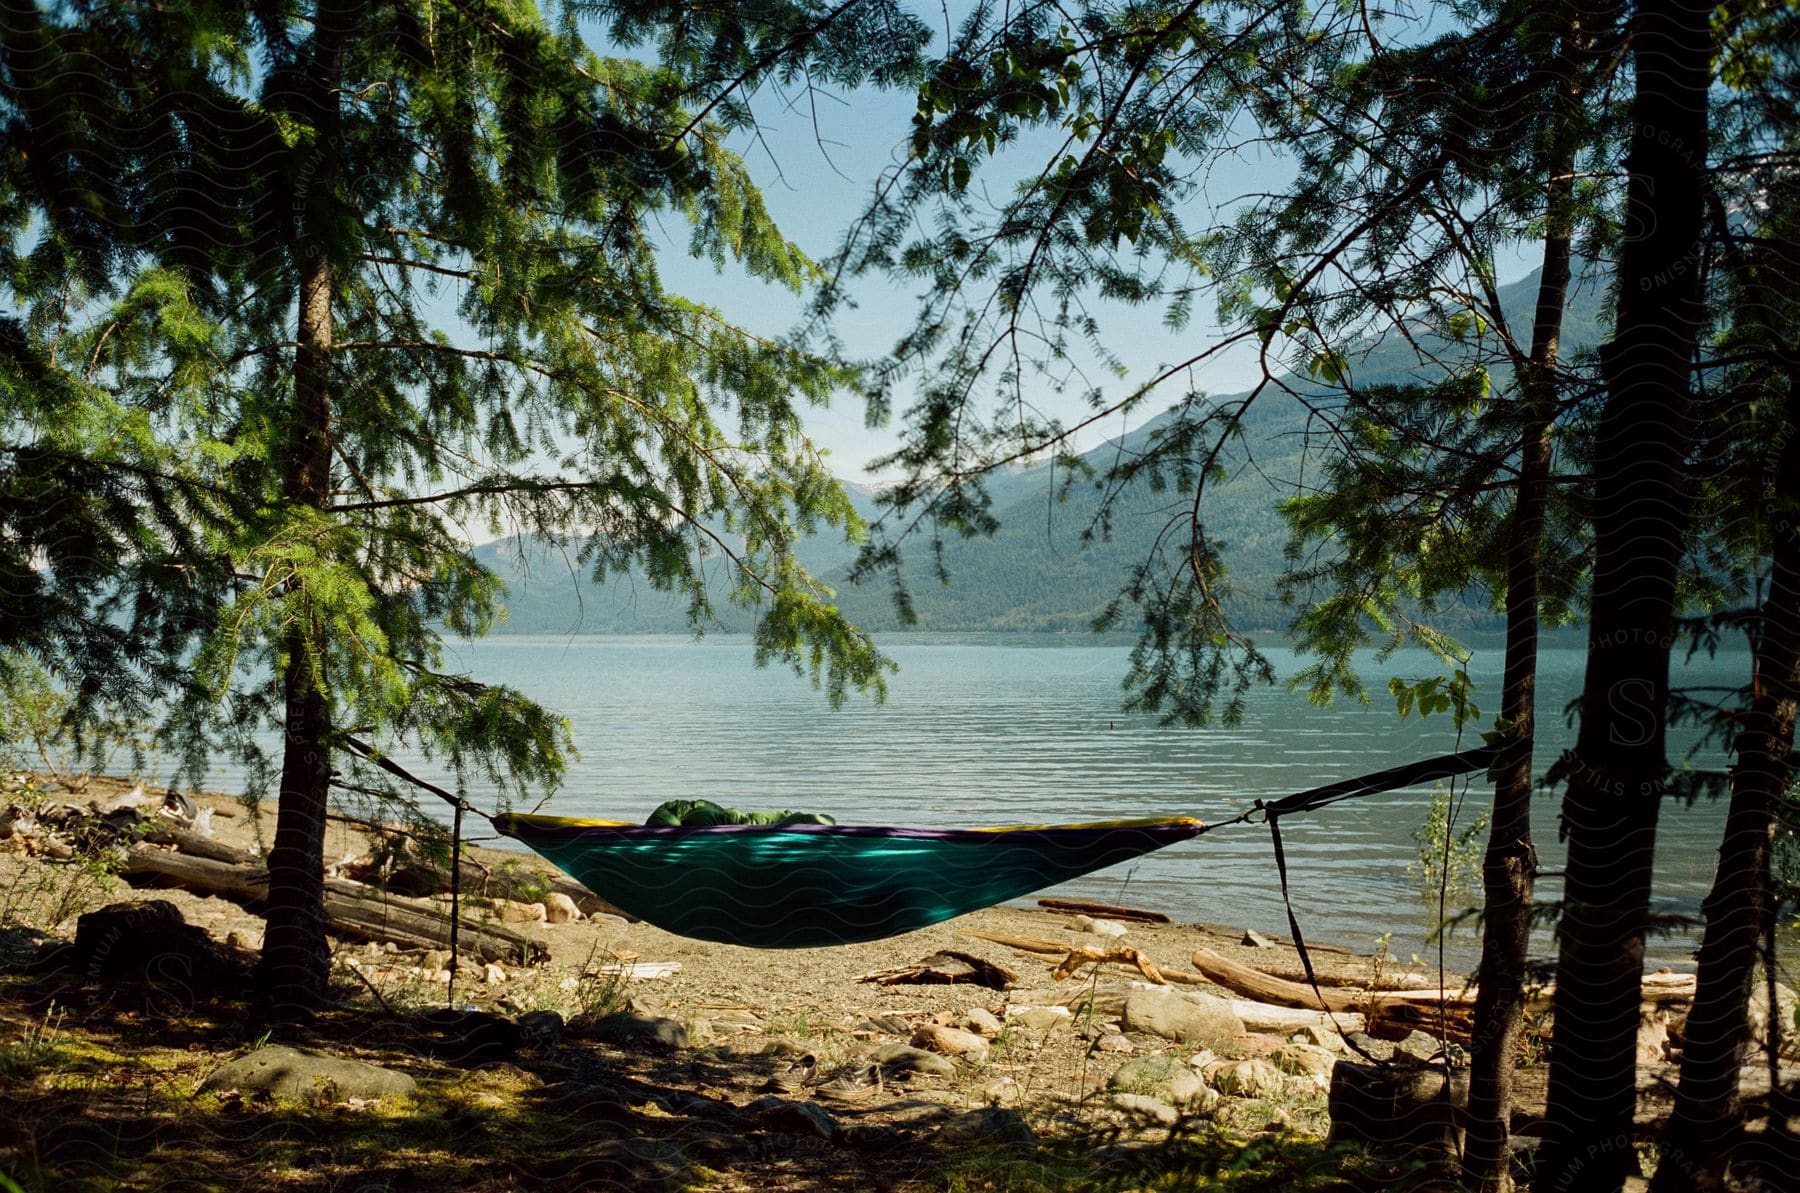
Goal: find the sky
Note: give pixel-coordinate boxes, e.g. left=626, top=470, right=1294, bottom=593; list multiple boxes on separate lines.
left=634, top=24, right=1283, bottom=482
left=635, top=6, right=1546, bottom=485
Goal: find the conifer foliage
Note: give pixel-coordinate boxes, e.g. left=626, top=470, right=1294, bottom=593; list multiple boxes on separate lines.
left=2, top=0, right=923, bottom=1011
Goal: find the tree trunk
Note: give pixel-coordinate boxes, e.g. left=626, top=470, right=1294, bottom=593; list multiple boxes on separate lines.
left=1654, top=372, right=1800, bottom=1186
left=1535, top=1, right=1713, bottom=1188
left=1462, top=53, right=1580, bottom=1188
left=255, top=8, right=346, bottom=1018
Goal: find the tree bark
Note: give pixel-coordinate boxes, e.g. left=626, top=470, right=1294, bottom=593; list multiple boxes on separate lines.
left=256, top=6, right=348, bottom=1019
left=1535, top=1, right=1713, bottom=1188
left=1654, top=369, right=1800, bottom=1186
left=1462, top=41, right=1581, bottom=1185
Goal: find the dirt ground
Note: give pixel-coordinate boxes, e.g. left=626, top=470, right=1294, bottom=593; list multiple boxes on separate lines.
left=0, top=774, right=1482, bottom=1193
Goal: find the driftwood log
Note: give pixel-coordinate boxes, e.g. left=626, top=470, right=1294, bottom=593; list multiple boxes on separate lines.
left=1036, top=898, right=1173, bottom=924
left=858, top=950, right=1019, bottom=989
left=122, top=845, right=541, bottom=965
left=1190, top=947, right=1477, bottom=1042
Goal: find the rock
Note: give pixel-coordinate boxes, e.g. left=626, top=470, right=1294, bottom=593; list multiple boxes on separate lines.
left=857, top=1015, right=912, bottom=1036
left=1096, top=1033, right=1134, bottom=1053
left=586, top=1012, right=690, bottom=1050
left=981, top=1076, right=1024, bottom=1107
left=1344, top=1031, right=1396, bottom=1062
left=839, top=1123, right=907, bottom=1150
left=1074, top=915, right=1129, bottom=938
left=1273, top=1043, right=1338, bottom=1089
left=937, top=1107, right=1035, bottom=1147
left=69, top=900, right=253, bottom=992
left=1108, top=1055, right=1206, bottom=1105
left=1241, top=930, right=1277, bottom=948
left=1394, top=1030, right=1445, bottom=1064
left=960, top=1007, right=1004, bottom=1037
left=1121, top=989, right=1244, bottom=1048
left=516, top=1010, right=565, bottom=1046
left=911, top=1023, right=989, bottom=1060
left=1327, top=1060, right=1469, bottom=1158
left=748, top=1095, right=838, bottom=1140
left=481, top=962, right=508, bottom=984
left=494, top=900, right=547, bottom=924
left=1006, top=1005, right=1073, bottom=1031
left=1202, top=1057, right=1289, bottom=1099
left=1291, top=1025, right=1345, bottom=1052
left=1111, top=1092, right=1179, bottom=1125
left=420, top=1009, right=523, bottom=1062
left=199, top=1045, right=415, bottom=1104
left=543, top=893, right=583, bottom=924
left=873, top=1043, right=957, bottom=1078
left=1227, top=1032, right=1287, bottom=1057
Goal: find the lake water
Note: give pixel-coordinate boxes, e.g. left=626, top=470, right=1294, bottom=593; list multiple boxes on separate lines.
left=186, top=632, right=1755, bottom=973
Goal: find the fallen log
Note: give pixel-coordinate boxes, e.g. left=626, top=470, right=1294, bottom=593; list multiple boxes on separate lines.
left=1192, top=946, right=1476, bottom=1042
left=963, top=929, right=1069, bottom=955
left=121, top=845, right=541, bottom=965
left=141, top=828, right=253, bottom=866
left=858, top=950, right=1019, bottom=989
left=1190, top=947, right=1474, bottom=1012
left=1036, top=898, right=1172, bottom=925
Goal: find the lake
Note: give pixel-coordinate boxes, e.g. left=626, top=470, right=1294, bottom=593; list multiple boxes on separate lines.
left=185, top=632, right=1754, bottom=973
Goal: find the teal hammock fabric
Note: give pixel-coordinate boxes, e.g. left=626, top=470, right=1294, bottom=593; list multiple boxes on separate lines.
left=491, top=813, right=1204, bottom=948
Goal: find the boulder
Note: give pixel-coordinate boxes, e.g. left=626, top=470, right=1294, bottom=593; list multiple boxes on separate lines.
left=543, top=893, right=583, bottom=924
left=1291, top=1025, right=1346, bottom=1053
left=419, top=1008, right=523, bottom=1063
left=1327, top=1061, right=1469, bottom=1159
left=936, top=1107, right=1035, bottom=1147
left=494, top=899, right=547, bottom=924
left=1202, top=1057, right=1289, bottom=1099
left=1108, top=1054, right=1206, bottom=1105
left=1121, top=988, right=1244, bottom=1048
left=911, top=1023, right=989, bottom=1060
left=199, top=1045, right=415, bottom=1103
left=1394, top=1030, right=1445, bottom=1064
left=960, top=1007, right=1004, bottom=1037
left=872, top=1043, right=957, bottom=1078
left=1228, top=1032, right=1287, bottom=1057
left=1006, top=1005, right=1073, bottom=1031
left=981, top=1076, right=1024, bottom=1107
left=68, top=900, right=253, bottom=994
left=1273, top=1042, right=1338, bottom=1089
left=1111, top=1092, right=1179, bottom=1125
left=748, top=1096, right=838, bottom=1141
left=586, top=1012, right=690, bottom=1050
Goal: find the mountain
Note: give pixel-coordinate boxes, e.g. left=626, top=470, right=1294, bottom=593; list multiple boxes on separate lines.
left=473, top=269, right=1609, bottom=636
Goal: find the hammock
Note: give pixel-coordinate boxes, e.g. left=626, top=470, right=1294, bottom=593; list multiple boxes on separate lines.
left=483, top=747, right=1498, bottom=949
left=491, top=813, right=1202, bottom=947
left=341, top=737, right=1497, bottom=950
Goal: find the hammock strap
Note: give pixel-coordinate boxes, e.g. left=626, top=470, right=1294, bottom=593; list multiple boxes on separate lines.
left=1259, top=745, right=1498, bottom=820
left=1268, top=809, right=1384, bottom=1065
left=342, top=735, right=488, bottom=820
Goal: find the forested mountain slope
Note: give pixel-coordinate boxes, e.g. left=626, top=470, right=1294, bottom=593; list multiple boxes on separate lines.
left=476, top=269, right=1607, bottom=635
